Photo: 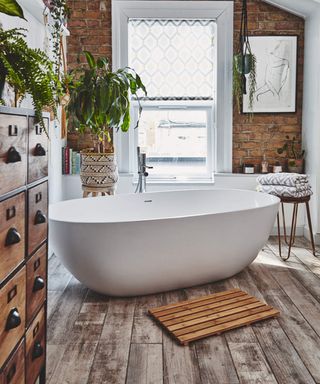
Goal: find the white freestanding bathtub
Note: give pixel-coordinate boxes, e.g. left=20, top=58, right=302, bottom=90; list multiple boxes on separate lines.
left=49, top=189, right=279, bottom=296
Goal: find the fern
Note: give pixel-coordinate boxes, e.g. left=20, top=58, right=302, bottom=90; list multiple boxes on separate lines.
left=0, top=27, right=62, bottom=130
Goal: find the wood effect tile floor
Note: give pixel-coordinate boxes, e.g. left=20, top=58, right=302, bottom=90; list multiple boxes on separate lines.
left=47, top=237, right=320, bottom=384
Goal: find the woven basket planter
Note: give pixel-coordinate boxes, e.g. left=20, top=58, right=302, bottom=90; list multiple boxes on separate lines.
left=80, top=151, right=119, bottom=189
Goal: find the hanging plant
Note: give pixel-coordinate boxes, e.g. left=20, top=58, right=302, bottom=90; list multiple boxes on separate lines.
left=43, top=0, right=70, bottom=87
left=233, top=0, right=257, bottom=114
left=0, top=28, right=62, bottom=129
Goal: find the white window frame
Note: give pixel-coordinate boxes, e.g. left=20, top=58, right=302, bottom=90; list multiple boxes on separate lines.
left=132, top=100, right=214, bottom=181
left=112, top=0, right=233, bottom=179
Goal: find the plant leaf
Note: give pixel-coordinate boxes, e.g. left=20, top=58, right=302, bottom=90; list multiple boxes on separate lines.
left=0, top=0, right=25, bottom=19
left=84, top=51, right=96, bottom=69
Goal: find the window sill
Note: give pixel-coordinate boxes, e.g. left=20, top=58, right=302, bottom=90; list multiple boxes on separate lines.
left=121, top=172, right=260, bottom=185
left=136, top=178, right=216, bottom=185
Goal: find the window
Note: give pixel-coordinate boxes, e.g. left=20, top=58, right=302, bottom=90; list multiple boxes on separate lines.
left=129, top=18, right=215, bottom=179
left=112, top=1, right=233, bottom=178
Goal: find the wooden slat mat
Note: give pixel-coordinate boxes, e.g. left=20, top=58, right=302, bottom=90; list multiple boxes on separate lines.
left=148, top=288, right=280, bottom=345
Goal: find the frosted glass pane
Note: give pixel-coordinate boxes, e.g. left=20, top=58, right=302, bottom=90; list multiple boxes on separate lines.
left=138, top=109, right=208, bottom=176
left=128, top=19, right=215, bottom=100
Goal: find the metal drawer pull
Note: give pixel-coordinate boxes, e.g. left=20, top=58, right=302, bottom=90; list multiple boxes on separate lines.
left=5, top=228, right=21, bottom=246
left=34, top=258, right=41, bottom=271
left=8, top=125, right=18, bottom=136
left=33, top=276, right=45, bottom=292
left=35, top=192, right=42, bottom=203
left=6, top=363, right=16, bottom=383
left=32, top=341, right=44, bottom=360
left=34, top=143, right=46, bottom=156
left=35, top=125, right=43, bottom=135
left=5, top=308, right=21, bottom=331
left=6, top=147, right=21, bottom=163
left=34, top=210, right=46, bottom=225
left=6, top=206, right=16, bottom=221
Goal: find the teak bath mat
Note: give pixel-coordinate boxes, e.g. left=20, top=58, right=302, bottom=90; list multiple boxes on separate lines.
left=148, top=288, right=280, bottom=345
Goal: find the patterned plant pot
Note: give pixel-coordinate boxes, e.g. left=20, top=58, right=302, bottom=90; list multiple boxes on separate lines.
left=80, top=151, right=119, bottom=189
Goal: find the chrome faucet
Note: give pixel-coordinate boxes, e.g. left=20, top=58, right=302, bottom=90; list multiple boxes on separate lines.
left=135, top=146, right=153, bottom=193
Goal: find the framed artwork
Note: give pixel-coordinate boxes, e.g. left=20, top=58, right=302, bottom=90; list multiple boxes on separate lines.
left=243, top=35, right=298, bottom=113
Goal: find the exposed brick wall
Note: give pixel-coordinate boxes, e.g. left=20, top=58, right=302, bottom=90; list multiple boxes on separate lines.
left=233, top=0, right=304, bottom=173
left=67, top=0, right=111, bottom=70
left=67, top=0, right=304, bottom=172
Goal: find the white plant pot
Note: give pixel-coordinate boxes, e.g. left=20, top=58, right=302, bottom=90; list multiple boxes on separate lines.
left=80, top=151, right=118, bottom=189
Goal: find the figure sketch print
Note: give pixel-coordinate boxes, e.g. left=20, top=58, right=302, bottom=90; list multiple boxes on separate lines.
left=243, top=35, right=297, bottom=113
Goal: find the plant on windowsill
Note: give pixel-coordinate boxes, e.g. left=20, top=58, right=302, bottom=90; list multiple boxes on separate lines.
left=0, top=27, right=62, bottom=130
left=67, top=51, right=147, bottom=192
left=277, top=135, right=305, bottom=174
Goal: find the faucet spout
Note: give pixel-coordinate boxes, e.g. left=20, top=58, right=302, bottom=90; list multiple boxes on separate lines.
left=135, top=147, right=153, bottom=193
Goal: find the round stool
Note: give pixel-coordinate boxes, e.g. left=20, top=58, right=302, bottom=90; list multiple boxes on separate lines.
left=276, top=195, right=316, bottom=260
left=82, top=185, right=115, bottom=198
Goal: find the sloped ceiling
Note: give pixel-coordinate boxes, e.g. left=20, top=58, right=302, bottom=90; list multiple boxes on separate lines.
left=263, top=0, right=320, bottom=18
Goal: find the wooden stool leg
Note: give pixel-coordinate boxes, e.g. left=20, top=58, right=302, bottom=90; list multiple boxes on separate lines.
left=305, top=201, right=316, bottom=256
left=83, top=191, right=89, bottom=198
left=277, top=212, right=282, bottom=259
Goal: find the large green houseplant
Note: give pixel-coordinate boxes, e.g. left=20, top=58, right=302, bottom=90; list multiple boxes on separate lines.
left=0, top=27, right=61, bottom=129
left=67, top=51, right=146, bottom=191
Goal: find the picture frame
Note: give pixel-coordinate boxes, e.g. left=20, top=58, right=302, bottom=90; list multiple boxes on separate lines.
left=243, top=35, right=298, bottom=113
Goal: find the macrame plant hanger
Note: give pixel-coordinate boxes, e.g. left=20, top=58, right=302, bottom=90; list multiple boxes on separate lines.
left=239, top=0, right=252, bottom=95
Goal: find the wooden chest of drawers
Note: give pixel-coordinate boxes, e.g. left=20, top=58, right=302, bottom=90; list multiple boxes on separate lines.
left=0, top=108, right=48, bottom=384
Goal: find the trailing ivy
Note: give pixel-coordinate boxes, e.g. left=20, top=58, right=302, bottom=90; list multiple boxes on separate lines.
left=44, top=0, right=70, bottom=79
left=0, top=27, right=62, bottom=129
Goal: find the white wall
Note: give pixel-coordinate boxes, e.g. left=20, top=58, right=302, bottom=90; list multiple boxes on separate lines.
left=302, top=7, right=320, bottom=242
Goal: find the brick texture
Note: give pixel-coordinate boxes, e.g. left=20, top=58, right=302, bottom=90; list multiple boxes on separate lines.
left=67, top=0, right=304, bottom=172
left=233, top=0, right=304, bottom=172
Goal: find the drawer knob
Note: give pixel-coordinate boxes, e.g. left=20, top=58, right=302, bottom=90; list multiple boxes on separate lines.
left=32, top=341, right=44, bottom=360
left=34, top=210, right=46, bottom=225
left=34, top=143, right=46, bottom=157
left=6, top=147, right=21, bottom=164
left=5, top=228, right=21, bottom=246
left=33, top=276, right=45, bottom=292
left=5, top=308, right=21, bottom=331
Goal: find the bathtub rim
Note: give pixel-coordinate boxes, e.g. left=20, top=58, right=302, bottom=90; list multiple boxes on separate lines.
left=49, top=188, right=280, bottom=225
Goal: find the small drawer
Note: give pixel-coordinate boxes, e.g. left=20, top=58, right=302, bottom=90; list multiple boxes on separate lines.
left=0, top=115, right=28, bottom=196
left=28, top=182, right=48, bottom=256
left=0, top=267, right=26, bottom=368
left=26, top=307, right=45, bottom=384
left=0, top=193, right=25, bottom=283
left=0, top=339, right=25, bottom=384
left=28, top=117, right=49, bottom=184
left=26, top=244, right=47, bottom=325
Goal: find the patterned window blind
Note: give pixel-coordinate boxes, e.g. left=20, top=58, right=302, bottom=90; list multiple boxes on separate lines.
left=128, top=19, right=215, bottom=100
